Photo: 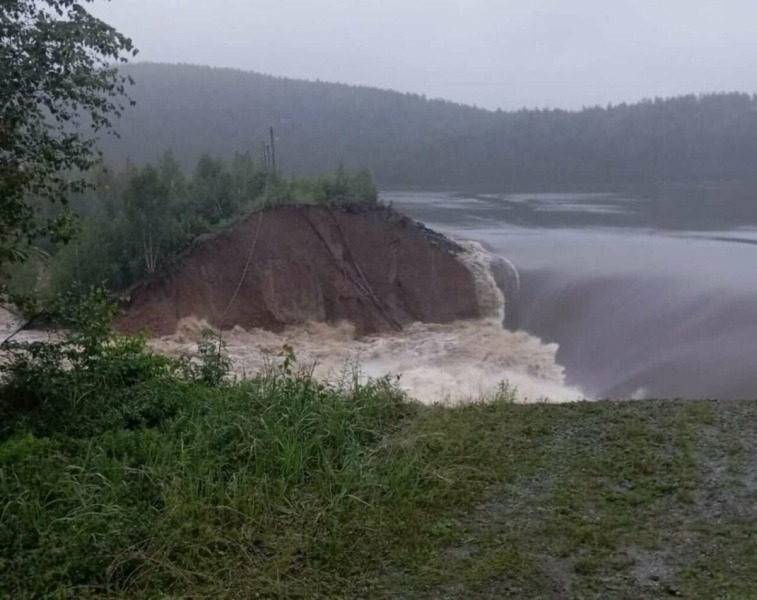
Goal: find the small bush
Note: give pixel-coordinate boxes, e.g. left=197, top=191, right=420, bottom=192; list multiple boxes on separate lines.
left=0, top=365, right=424, bottom=598
left=41, top=158, right=380, bottom=296
left=179, top=332, right=233, bottom=387
left=0, top=287, right=186, bottom=440
left=0, top=287, right=435, bottom=598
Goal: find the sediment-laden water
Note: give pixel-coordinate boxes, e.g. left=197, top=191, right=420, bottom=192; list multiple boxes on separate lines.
left=388, top=184, right=757, bottom=400
left=7, top=183, right=754, bottom=402
left=152, top=240, right=582, bottom=405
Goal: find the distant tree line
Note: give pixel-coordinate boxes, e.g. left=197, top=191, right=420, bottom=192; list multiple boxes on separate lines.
left=8, top=154, right=377, bottom=299
left=98, top=63, right=495, bottom=181
left=386, top=93, right=757, bottom=185
left=97, top=64, right=757, bottom=187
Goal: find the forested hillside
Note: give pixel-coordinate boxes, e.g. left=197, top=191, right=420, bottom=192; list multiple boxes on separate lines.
left=100, top=63, right=757, bottom=186
left=101, top=63, right=497, bottom=178
left=391, top=93, right=757, bottom=185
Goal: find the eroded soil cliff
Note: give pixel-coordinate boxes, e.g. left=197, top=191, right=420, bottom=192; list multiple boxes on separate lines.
left=116, top=204, right=483, bottom=336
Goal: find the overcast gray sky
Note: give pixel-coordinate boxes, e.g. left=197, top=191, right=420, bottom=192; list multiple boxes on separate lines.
left=91, top=0, right=757, bottom=111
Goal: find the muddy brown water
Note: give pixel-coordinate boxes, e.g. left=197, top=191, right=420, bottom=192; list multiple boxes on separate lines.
left=6, top=183, right=755, bottom=402
left=387, top=183, right=757, bottom=400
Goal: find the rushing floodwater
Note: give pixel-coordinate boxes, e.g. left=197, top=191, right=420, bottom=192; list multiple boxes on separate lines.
left=386, top=184, right=757, bottom=400
left=3, top=184, right=754, bottom=403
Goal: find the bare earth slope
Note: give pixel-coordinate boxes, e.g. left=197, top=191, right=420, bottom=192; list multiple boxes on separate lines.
left=116, top=204, right=482, bottom=337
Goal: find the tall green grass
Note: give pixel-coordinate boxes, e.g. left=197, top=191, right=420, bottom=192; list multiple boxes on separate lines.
left=0, top=290, right=442, bottom=597
left=0, top=366, right=438, bottom=598
left=4, top=299, right=756, bottom=599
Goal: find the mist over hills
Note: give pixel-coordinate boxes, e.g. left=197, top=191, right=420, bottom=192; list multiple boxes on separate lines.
left=101, top=63, right=757, bottom=186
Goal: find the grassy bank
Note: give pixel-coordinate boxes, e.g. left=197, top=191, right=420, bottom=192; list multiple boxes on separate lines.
left=395, top=398, right=757, bottom=599
left=3, top=390, right=757, bottom=598
left=1, top=301, right=756, bottom=598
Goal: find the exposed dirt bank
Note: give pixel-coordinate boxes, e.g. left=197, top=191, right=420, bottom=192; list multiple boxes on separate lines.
left=116, top=204, right=488, bottom=336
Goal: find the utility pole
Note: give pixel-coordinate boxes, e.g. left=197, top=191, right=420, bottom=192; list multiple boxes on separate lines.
left=269, top=126, right=277, bottom=174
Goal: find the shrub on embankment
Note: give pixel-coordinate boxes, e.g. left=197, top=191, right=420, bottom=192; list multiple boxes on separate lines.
left=8, top=158, right=378, bottom=303
left=0, top=290, right=437, bottom=598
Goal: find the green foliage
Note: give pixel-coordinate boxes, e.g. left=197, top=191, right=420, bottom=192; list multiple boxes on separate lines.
left=122, top=163, right=184, bottom=273
left=0, top=376, right=418, bottom=599
left=179, top=333, right=233, bottom=387
left=0, top=0, right=137, bottom=284
left=0, top=433, right=44, bottom=466
left=37, top=156, right=379, bottom=295
left=191, top=154, right=235, bottom=223
left=272, top=165, right=379, bottom=206
left=0, top=287, right=184, bottom=439
left=0, top=290, right=425, bottom=598
left=99, top=63, right=494, bottom=180
left=97, top=64, right=757, bottom=187
left=2, top=253, right=43, bottom=302
left=2, top=295, right=757, bottom=596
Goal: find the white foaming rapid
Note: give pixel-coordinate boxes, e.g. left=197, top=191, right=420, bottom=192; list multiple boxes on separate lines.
left=455, top=240, right=509, bottom=323
left=152, top=243, right=586, bottom=405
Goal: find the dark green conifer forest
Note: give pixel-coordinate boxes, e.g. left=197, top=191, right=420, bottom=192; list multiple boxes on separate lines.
left=101, top=63, right=757, bottom=186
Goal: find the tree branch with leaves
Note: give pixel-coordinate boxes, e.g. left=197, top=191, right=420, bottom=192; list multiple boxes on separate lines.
left=0, top=0, right=137, bottom=294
